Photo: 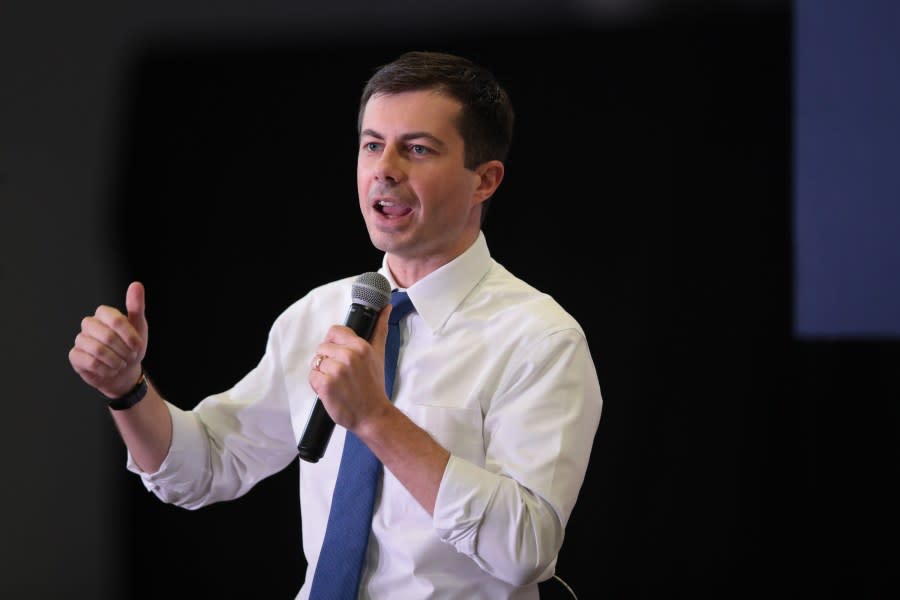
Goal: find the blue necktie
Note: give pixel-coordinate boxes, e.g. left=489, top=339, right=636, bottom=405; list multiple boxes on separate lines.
left=308, top=290, right=415, bottom=600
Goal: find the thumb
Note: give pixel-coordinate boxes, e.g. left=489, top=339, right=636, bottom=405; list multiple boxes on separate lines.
left=370, top=303, right=392, bottom=359
left=125, top=280, right=148, bottom=339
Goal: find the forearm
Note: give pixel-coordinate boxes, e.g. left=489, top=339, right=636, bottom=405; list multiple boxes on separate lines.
left=356, top=404, right=450, bottom=515
left=109, top=380, right=172, bottom=473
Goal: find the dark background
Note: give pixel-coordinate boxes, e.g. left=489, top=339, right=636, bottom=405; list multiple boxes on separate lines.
left=3, top=1, right=897, bottom=598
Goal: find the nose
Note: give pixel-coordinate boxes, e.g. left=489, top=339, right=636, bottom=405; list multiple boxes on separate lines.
left=373, top=146, right=405, bottom=183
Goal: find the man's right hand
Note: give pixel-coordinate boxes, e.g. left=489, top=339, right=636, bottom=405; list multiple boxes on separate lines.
left=69, top=281, right=149, bottom=400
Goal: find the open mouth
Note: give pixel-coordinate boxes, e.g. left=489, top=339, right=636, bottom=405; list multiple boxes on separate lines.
left=375, top=200, right=412, bottom=217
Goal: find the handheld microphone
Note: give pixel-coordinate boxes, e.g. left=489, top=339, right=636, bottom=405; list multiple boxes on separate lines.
left=297, top=271, right=392, bottom=463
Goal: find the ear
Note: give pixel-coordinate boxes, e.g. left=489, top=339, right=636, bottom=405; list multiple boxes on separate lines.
left=472, top=160, right=505, bottom=206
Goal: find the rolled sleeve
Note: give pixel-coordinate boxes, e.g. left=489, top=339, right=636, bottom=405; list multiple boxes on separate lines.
left=126, top=402, right=212, bottom=509
left=434, top=455, right=562, bottom=587
left=434, top=455, right=500, bottom=555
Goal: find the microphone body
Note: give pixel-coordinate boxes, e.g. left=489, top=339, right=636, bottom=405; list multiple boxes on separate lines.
left=297, top=272, right=391, bottom=463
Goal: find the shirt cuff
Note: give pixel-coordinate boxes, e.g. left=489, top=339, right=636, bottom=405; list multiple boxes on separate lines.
left=433, top=454, right=500, bottom=556
left=125, top=402, right=209, bottom=502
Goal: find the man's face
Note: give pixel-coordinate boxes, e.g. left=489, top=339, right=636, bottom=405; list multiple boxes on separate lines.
left=357, top=90, right=484, bottom=276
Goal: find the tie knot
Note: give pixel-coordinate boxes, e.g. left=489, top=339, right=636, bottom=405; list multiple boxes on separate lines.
left=389, top=290, right=415, bottom=325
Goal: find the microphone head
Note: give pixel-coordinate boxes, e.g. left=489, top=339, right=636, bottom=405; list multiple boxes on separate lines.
left=352, top=271, right=391, bottom=310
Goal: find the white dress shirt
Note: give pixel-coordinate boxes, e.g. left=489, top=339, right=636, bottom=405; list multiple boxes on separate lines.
left=129, top=232, right=603, bottom=599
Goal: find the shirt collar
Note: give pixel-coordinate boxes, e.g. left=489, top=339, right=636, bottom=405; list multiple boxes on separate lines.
left=379, top=231, right=492, bottom=334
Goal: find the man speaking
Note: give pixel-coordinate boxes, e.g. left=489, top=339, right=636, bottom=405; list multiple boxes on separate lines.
left=68, top=50, right=603, bottom=599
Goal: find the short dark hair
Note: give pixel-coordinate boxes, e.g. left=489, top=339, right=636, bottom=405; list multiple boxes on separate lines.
left=358, top=51, right=515, bottom=225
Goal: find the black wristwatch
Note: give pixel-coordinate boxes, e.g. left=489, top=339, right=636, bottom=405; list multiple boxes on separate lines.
left=108, top=371, right=148, bottom=411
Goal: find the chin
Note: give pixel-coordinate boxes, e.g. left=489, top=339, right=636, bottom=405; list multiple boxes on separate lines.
left=366, top=227, right=396, bottom=254
left=367, top=219, right=407, bottom=246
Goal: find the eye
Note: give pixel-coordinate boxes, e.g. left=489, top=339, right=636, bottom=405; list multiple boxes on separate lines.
left=363, top=141, right=381, bottom=152
left=410, top=144, right=430, bottom=155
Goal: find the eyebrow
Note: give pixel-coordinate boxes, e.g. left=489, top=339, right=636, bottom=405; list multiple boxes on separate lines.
left=360, top=128, right=448, bottom=151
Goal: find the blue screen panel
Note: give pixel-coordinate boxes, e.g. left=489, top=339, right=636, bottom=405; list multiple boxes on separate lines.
left=794, top=0, right=900, bottom=338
